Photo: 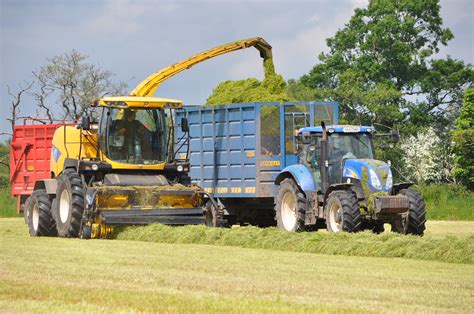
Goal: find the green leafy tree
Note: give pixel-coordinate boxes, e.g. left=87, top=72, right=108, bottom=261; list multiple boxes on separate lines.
left=300, top=0, right=473, bottom=128
left=452, top=87, right=474, bottom=190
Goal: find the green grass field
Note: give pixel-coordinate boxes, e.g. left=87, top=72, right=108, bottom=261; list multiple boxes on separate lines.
left=1, top=218, right=473, bottom=313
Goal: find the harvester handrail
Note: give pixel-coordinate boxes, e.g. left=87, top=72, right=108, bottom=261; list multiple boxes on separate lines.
left=20, top=117, right=78, bottom=126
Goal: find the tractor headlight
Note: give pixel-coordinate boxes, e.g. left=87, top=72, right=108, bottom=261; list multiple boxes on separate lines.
left=177, top=165, right=184, bottom=172
left=91, top=164, right=99, bottom=171
left=369, top=168, right=382, bottom=190
left=386, top=170, right=393, bottom=190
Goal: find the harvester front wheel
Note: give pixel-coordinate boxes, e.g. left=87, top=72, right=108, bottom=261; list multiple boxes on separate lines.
left=325, top=190, right=362, bottom=233
left=26, top=190, right=57, bottom=236
left=391, top=189, right=426, bottom=236
left=275, top=178, right=306, bottom=232
left=53, top=169, right=85, bottom=238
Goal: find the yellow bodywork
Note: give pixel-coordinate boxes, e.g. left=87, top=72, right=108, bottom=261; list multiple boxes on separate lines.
left=51, top=126, right=99, bottom=177
left=51, top=97, right=184, bottom=176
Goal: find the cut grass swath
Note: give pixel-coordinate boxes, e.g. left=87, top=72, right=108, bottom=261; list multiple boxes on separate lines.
left=113, top=223, right=474, bottom=265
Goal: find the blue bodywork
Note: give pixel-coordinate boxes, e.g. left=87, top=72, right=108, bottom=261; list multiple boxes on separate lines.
left=176, top=102, right=338, bottom=199
left=343, top=159, right=393, bottom=192
left=276, top=164, right=316, bottom=192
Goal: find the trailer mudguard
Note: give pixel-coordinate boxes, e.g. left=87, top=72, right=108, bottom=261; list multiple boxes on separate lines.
left=275, top=164, right=315, bottom=192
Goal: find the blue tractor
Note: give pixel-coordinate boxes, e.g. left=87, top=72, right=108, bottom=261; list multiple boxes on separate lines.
left=275, top=123, right=426, bottom=234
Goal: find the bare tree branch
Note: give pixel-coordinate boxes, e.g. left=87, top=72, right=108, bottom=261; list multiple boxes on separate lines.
left=6, top=81, right=34, bottom=133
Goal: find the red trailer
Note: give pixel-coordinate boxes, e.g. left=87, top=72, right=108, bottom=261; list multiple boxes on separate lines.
left=9, top=119, right=72, bottom=213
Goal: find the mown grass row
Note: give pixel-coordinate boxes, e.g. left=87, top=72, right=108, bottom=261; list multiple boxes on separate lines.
left=113, top=223, right=474, bottom=265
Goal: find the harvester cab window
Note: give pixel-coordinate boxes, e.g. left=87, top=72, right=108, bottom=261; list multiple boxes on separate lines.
left=106, top=108, right=167, bottom=164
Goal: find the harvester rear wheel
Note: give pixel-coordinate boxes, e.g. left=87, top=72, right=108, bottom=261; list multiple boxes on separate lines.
left=53, top=169, right=85, bottom=238
left=275, top=178, right=306, bottom=232
left=391, top=189, right=426, bottom=236
left=325, top=190, right=362, bottom=233
left=26, top=190, right=57, bottom=236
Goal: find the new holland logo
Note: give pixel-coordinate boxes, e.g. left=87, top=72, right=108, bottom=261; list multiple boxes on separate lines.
left=51, top=145, right=61, bottom=162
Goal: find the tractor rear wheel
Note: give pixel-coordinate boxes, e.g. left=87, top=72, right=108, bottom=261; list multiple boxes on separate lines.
left=53, top=169, right=85, bottom=238
left=391, top=189, right=426, bottom=236
left=26, top=190, right=57, bottom=236
left=275, top=178, right=306, bottom=232
left=325, top=190, right=362, bottom=233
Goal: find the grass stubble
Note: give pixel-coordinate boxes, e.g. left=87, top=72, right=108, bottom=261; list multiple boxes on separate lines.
left=1, top=218, right=473, bottom=313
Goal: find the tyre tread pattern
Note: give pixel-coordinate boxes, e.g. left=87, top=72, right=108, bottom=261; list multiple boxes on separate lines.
left=54, top=169, right=85, bottom=238
left=27, top=189, right=57, bottom=236
left=327, top=190, right=362, bottom=232
left=400, top=189, right=426, bottom=235
left=275, top=178, right=307, bottom=232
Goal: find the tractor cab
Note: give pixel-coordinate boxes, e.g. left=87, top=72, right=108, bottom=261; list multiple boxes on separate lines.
left=298, top=125, right=392, bottom=195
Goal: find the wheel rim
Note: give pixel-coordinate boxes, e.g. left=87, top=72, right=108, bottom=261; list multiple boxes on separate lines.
left=32, top=203, right=39, bottom=231
left=281, top=191, right=297, bottom=231
left=59, top=189, right=70, bottom=224
left=329, top=201, right=343, bottom=232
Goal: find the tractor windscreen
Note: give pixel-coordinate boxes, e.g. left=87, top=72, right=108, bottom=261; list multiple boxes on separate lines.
left=328, top=133, right=374, bottom=160
left=105, top=108, right=168, bottom=164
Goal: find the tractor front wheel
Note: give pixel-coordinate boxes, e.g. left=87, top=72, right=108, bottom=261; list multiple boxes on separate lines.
left=275, top=178, right=306, bottom=232
left=26, top=190, right=57, bottom=236
left=391, top=189, right=426, bottom=236
left=325, top=190, right=362, bottom=233
left=53, top=169, right=85, bottom=238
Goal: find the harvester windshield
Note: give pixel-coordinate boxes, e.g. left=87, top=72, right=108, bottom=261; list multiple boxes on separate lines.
left=103, top=107, right=168, bottom=164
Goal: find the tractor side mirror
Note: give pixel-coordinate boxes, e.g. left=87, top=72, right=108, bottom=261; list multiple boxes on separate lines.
left=181, top=117, right=189, bottom=133
left=80, top=115, right=91, bottom=130
left=390, top=130, right=399, bottom=143
left=301, top=131, right=311, bottom=144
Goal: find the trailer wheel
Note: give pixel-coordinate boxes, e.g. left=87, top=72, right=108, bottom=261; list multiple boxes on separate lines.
left=275, top=178, right=306, bottom=232
left=391, top=189, right=426, bottom=236
left=325, top=190, right=362, bottom=233
left=53, top=169, right=85, bottom=238
left=26, top=190, right=57, bottom=236
left=204, top=201, right=218, bottom=227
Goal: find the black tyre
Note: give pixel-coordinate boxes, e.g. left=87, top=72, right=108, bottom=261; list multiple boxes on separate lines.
left=275, top=178, right=306, bottom=232
left=204, top=201, right=227, bottom=227
left=26, top=190, right=57, bottom=236
left=325, top=190, right=362, bottom=233
left=204, top=201, right=218, bottom=227
left=52, top=169, right=85, bottom=238
left=391, top=189, right=426, bottom=236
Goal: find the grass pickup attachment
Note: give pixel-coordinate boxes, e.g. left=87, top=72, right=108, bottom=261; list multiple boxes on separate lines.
left=81, top=183, right=216, bottom=238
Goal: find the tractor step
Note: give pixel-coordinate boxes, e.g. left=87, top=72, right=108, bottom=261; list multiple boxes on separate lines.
left=99, top=208, right=205, bottom=225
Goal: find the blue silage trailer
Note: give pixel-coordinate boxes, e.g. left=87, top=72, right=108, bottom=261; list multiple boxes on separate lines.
left=176, top=102, right=338, bottom=226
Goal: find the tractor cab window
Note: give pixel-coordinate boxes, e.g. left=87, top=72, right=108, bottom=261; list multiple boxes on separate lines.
left=327, top=133, right=374, bottom=184
left=300, top=135, right=322, bottom=187
left=106, top=108, right=167, bottom=164
left=328, top=133, right=374, bottom=160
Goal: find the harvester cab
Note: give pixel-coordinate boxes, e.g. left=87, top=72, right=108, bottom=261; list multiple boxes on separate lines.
left=287, top=124, right=426, bottom=235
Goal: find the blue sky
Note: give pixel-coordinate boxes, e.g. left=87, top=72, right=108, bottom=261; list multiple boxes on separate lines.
left=0, top=0, right=472, bottom=139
